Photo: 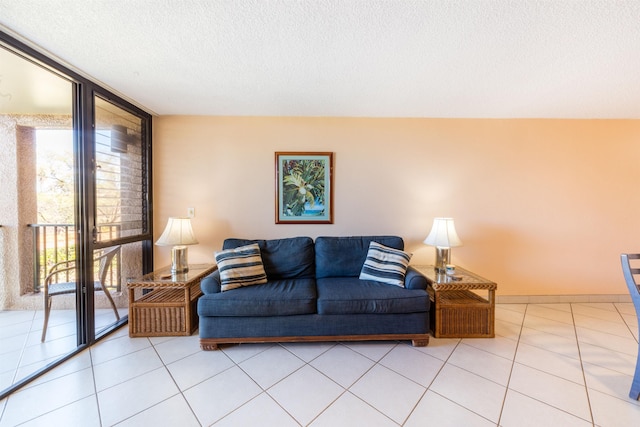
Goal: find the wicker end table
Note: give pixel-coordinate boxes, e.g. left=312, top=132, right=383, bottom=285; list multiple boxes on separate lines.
left=412, top=265, right=497, bottom=338
left=127, top=263, right=217, bottom=337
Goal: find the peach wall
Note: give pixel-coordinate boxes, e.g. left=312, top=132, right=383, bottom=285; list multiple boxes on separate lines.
left=153, top=117, right=640, bottom=296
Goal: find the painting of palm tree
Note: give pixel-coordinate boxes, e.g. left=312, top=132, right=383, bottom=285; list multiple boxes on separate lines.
left=276, top=152, right=333, bottom=224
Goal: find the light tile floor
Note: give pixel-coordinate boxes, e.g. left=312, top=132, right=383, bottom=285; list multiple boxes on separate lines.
left=0, top=308, right=127, bottom=394
left=0, top=303, right=639, bottom=426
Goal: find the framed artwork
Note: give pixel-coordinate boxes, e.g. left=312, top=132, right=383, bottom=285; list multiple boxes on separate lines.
left=275, top=152, right=334, bottom=224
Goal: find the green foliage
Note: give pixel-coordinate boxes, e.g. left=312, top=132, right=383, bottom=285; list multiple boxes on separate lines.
left=36, top=130, right=75, bottom=224
left=36, top=245, right=76, bottom=290
left=281, top=159, right=326, bottom=217
left=43, top=245, right=75, bottom=266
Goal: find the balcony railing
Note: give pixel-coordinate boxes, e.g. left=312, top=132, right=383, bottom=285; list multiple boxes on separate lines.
left=29, top=223, right=122, bottom=293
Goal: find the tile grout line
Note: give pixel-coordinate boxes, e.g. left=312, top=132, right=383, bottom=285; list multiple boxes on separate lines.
left=88, top=345, right=105, bottom=427
left=268, top=341, right=408, bottom=426
left=103, top=338, right=203, bottom=427
left=357, top=342, right=423, bottom=427
left=21, top=312, right=40, bottom=384
left=418, top=331, right=518, bottom=426
left=515, top=323, right=584, bottom=362
left=501, top=304, right=598, bottom=425
left=9, top=311, right=40, bottom=392
left=234, top=346, right=305, bottom=426
left=613, top=303, right=640, bottom=345
left=400, top=338, right=476, bottom=426
left=7, top=367, right=99, bottom=426
left=283, top=341, right=399, bottom=426
left=155, top=338, right=208, bottom=427
left=213, top=342, right=333, bottom=426
left=495, top=303, right=527, bottom=426
left=570, top=303, right=596, bottom=427
left=346, top=341, right=423, bottom=427
left=0, top=313, right=38, bottom=424
left=3, top=304, right=638, bottom=426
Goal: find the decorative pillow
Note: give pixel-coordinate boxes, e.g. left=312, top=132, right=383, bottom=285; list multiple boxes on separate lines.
left=359, top=241, right=412, bottom=287
left=215, top=243, right=268, bottom=291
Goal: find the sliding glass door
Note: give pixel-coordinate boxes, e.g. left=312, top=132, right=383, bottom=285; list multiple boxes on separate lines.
left=0, top=31, right=153, bottom=399
left=0, top=44, right=79, bottom=393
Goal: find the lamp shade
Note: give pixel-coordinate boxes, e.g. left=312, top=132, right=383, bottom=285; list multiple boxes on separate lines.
left=423, top=217, right=462, bottom=248
left=155, top=217, right=198, bottom=246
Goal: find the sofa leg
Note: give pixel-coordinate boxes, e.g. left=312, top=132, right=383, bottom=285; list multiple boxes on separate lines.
left=412, top=338, right=429, bottom=347
left=201, top=342, right=220, bottom=351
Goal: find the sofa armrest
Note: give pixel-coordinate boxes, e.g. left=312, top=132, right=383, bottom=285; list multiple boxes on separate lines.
left=405, top=266, right=428, bottom=290
left=201, top=270, right=222, bottom=294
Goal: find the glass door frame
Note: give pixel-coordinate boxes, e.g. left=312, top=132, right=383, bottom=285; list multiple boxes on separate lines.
left=87, top=91, right=155, bottom=341
left=0, top=29, right=154, bottom=399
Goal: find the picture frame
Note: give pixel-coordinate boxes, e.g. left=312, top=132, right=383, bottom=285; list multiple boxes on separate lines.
left=275, top=152, right=334, bottom=224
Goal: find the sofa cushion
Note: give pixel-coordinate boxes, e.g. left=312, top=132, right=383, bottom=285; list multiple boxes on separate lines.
left=215, top=243, right=268, bottom=291
left=359, top=242, right=411, bottom=287
left=223, top=237, right=315, bottom=279
left=316, top=277, right=428, bottom=315
left=198, top=278, right=317, bottom=316
left=315, top=236, right=404, bottom=278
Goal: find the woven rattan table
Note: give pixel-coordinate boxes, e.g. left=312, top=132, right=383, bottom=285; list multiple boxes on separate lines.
left=127, top=264, right=217, bottom=337
left=413, top=265, right=497, bottom=338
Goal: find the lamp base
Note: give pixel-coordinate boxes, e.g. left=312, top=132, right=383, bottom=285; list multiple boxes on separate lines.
left=171, top=246, right=189, bottom=274
left=434, top=247, right=451, bottom=273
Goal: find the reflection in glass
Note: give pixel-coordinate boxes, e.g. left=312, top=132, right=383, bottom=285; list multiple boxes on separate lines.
left=0, top=45, right=76, bottom=393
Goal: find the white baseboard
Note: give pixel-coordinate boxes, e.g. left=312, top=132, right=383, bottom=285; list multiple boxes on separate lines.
left=496, top=294, right=632, bottom=304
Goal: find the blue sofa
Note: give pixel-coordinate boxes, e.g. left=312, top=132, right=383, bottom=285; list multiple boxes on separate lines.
left=198, top=236, right=430, bottom=350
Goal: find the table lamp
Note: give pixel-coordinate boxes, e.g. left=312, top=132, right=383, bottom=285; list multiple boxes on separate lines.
left=155, top=217, right=198, bottom=274
left=424, top=217, right=463, bottom=273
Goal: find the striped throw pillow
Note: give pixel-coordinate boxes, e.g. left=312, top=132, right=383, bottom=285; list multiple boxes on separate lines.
left=359, top=241, right=412, bottom=287
left=215, top=243, right=268, bottom=291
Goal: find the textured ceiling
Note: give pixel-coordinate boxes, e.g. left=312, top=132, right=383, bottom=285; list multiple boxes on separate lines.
left=1, top=0, right=640, bottom=118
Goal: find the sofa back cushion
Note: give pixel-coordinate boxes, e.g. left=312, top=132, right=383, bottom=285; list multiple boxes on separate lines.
left=315, top=236, right=404, bottom=278
left=223, top=237, right=315, bottom=280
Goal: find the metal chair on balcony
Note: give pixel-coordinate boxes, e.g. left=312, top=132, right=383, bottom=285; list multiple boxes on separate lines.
left=620, top=253, right=640, bottom=400
left=41, top=245, right=122, bottom=342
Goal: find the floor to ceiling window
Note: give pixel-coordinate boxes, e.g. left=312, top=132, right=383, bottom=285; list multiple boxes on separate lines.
left=0, top=31, right=153, bottom=399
